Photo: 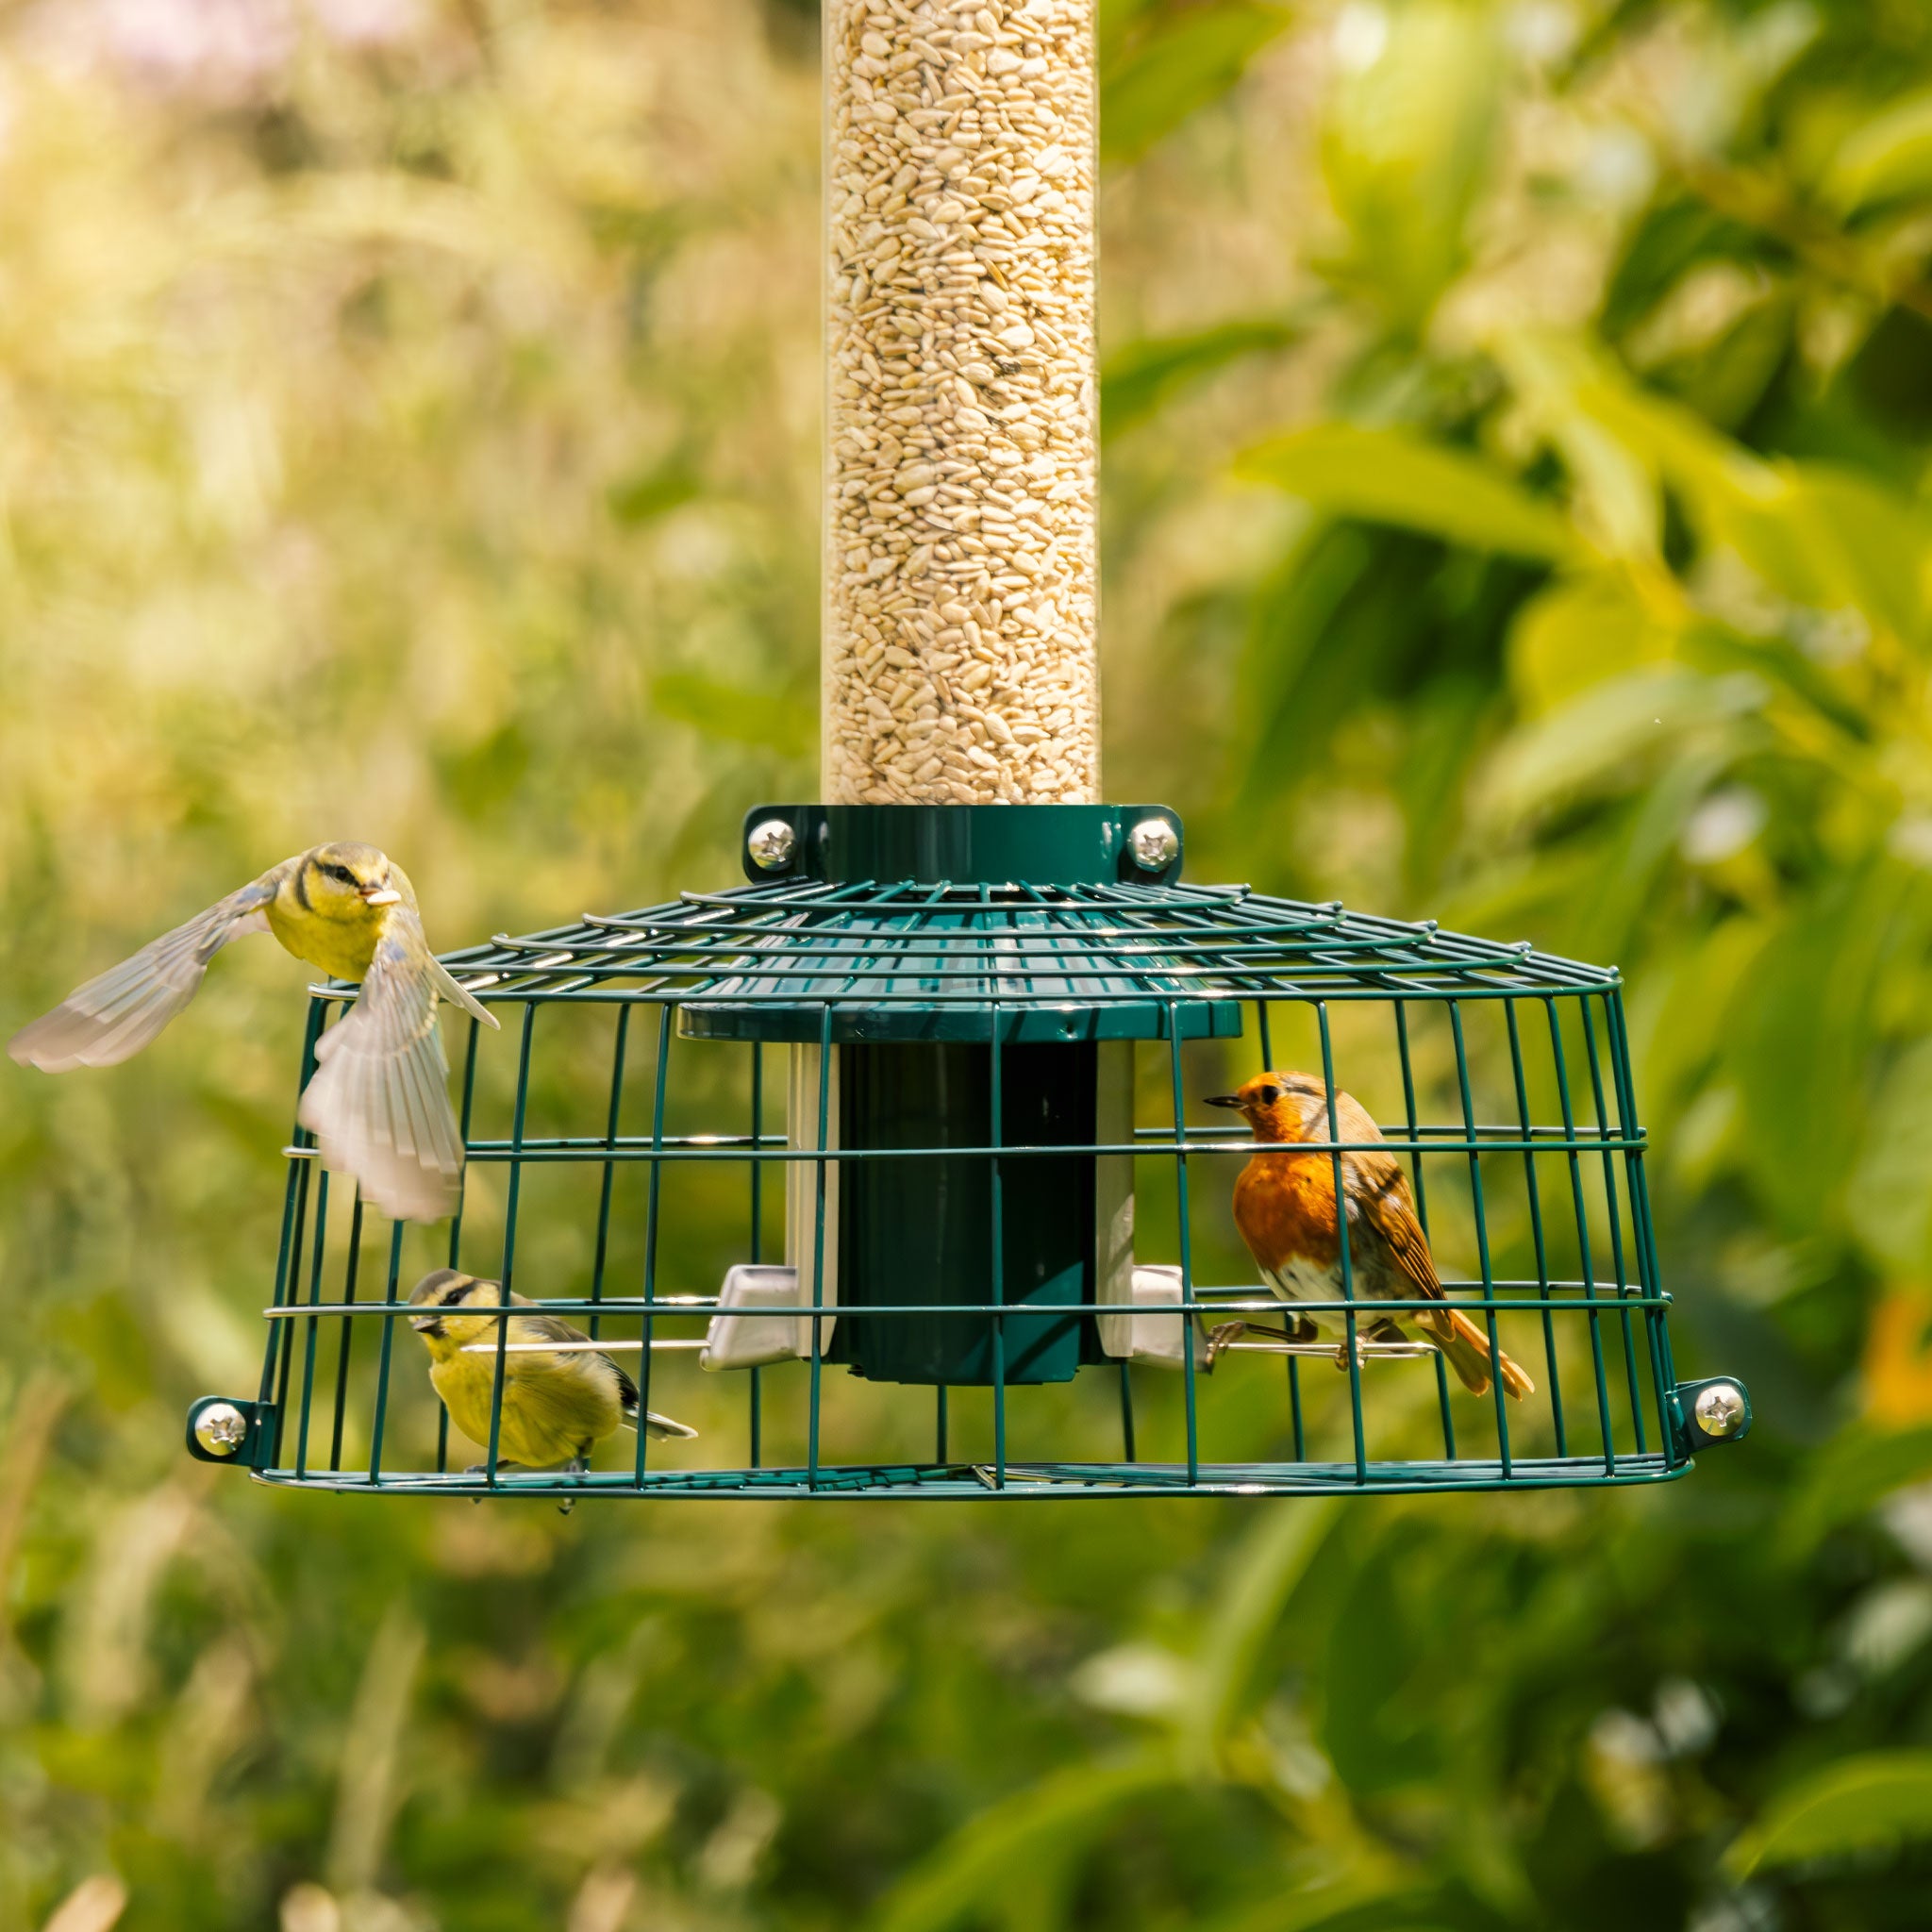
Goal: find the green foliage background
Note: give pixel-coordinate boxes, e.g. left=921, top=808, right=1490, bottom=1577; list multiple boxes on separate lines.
left=6, top=0, right=1932, bottom=1926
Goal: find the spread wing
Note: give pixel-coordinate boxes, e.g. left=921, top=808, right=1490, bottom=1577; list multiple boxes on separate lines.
left=297, top=905, right=464, bottom=1223
left=8, top=869, right=287, bottom=1073
left=428, top=954, right=499, bottom=1029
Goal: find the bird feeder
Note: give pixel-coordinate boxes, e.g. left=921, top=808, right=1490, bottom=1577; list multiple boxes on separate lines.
left=183, top=0, right=1749, bottom=1499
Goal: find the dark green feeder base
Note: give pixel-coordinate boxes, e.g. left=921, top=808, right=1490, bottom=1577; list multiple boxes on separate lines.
left=831, top=1040, right=1096, bottom=1386
left=700, top=805, right=1177, bottom=1388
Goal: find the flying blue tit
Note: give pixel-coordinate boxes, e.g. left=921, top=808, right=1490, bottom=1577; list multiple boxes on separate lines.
left=408, top=1269, right=697, bottom=1476
left=8, top=843, right=496, bottom=1222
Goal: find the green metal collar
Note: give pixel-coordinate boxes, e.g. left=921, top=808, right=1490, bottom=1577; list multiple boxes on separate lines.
left=740, top=804, right=1185, bottom=888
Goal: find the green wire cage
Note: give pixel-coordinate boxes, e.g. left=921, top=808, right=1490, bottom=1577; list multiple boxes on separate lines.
left=184, top=802, right=1751, bottom=1499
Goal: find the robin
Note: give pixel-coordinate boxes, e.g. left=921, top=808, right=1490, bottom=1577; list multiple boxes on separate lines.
left=1203, top=1072, right=1535, bottom=1400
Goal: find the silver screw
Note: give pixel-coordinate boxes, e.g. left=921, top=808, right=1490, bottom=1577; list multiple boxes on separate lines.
left=1692, top=1382, right=1745, bottom=1439
left=194, top=1402, right=249, bottom=1457
left=747, top=819, right=797, bottom=872
left=1128, top=818, right=1179, bottom=872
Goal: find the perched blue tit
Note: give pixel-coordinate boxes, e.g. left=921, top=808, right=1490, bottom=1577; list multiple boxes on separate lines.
left=408, top=1269, right=697, bottom=1475
left=8, top=842, right=497, bottom=1223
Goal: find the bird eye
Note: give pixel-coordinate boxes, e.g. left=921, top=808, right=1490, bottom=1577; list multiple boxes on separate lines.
left=1258, top=1085, right=1282, bottom=1106
left=329, top=864, right=356, bottom=885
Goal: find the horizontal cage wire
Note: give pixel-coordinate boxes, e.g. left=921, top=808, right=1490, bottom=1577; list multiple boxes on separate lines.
left=188, top=854, right=1738, bottom=1502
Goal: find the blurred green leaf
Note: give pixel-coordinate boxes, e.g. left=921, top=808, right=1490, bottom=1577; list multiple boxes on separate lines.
left=1680, top=623, right=1874, bottom=745
left=1319, top=1, right=1501, bottom=325
left=608, top=461, right=704, bottom=525
left=1724, top=1751, right=1932, bottom=1877
left=1691, top=462, right=1931, bottom=650
left=651, top=673, right=814, bottom=757
left=1782, top=1426, right=1932, bottom=1555
left=1228, top=522, right=1526, bottom=838
left=1204, top=1888, right=1472, bottom=1932
left=1641, top=281, right=1797, bottom=434
left=1778, top=466, right=1930, bottom=650
left=1103, top=316, right=1307, bottom=441
left=438, top=721, right=532, bottom=817
left=1507, top=575, right=1674, bottom=716
left=1725, top=862, right=1932, bottom=1228
left=1100, top=1, right=1296, bottom=166
left=1320, top=1535, right=1439, bottom=1797
left=1491, top=329, right=1664, bottom=563
left=872, top=1756, right=1177, bottom=1932
left=1543, top=370, right=1930, bottom=642
left=1237, top=425, right=1578, bottom=561
left=1477, top=668, right=1762, bottom=829
left=1187, top=1498, right=1337, bottom=1763
left=1577, top=738, right=1728, bottom=965
left=1849, top=1036, right=1932, bottom=1275
left=1821, top=88, right=1932, bottom=213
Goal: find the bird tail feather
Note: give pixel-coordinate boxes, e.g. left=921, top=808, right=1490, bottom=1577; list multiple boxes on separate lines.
left=1419, top=1307, right=1535, bottom=1402
left=620, top=1409, right=699, bottom=1441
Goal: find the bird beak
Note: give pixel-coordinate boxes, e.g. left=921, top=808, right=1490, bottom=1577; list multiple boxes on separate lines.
left=409, top=1314, right=443, bottom=1336
left=361, top=886, right=403, bottom=907
left=1203, top=1094, right=1244, bottom=1109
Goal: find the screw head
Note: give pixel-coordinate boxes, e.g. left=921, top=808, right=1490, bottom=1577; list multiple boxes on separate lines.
left=1128, top=818, right=1179, bottom=873
left=1692, top=1382, right=1746, bottom=1440
left=747, top=819, right=797, bottom=872
left=193, top=1402, right=249, bottom=1457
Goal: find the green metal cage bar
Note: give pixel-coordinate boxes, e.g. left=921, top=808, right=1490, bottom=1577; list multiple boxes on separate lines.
left=196, top=805, right=1750, bottom=1499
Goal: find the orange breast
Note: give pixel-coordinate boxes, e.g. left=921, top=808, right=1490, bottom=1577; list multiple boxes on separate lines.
left=1231, top=1152, right=1340, bottom=1274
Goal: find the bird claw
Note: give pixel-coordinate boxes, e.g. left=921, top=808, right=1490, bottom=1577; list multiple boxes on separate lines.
left=1203, top=1322, right=1246, bottom=1370
left=1333, top=1320, right=1409, bottom=1371
left=1208, top=1317, right=1323, bottom=1368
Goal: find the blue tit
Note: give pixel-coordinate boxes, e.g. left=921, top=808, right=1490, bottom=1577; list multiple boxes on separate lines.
left=407, top=1269, right=697, bottom=1476
left=8, top=842, right=497, bottom=1222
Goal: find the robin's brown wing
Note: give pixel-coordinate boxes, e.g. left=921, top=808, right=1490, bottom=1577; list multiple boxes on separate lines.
left=1350, top=1141, right=1535, bottom=1400
left=1314, top=1095, right=1446, bottom=1301
left=1351, top=1155, right=1448, bottom=1302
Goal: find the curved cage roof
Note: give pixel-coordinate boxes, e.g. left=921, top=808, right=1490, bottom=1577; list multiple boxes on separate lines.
left=418, top=876, right=1619, bottom=1044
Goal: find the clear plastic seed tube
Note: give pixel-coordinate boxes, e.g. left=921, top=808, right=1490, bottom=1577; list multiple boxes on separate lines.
left=823, top=0, right=1099, bottom=806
